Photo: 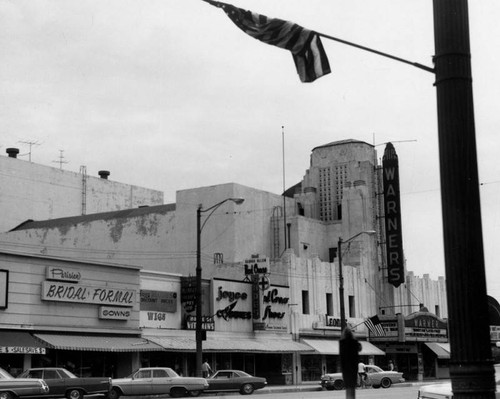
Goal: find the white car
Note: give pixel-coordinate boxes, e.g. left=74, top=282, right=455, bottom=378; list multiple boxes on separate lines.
left=321, top=364, right=405, bottom=390
left=418, top=365, right=500, bottom=399
left=109, top=367, right=208, bottom=399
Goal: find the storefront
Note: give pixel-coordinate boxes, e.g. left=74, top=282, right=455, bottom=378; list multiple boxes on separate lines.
left=141, top=271, right=312, bottom=384
left=0, top=331, right=47, bottom=376
left=0, top=251, right=154, bottom=377
left=300, top=338, right=386, bottom=381
left=369, top=309, right=449, bottom=381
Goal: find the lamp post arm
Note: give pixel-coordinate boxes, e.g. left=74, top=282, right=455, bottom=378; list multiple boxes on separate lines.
left=199, top=198, right=243, bottom=232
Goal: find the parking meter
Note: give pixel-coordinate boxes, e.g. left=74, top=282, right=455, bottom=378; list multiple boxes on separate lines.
left=340, top=326, right=361, bottom=395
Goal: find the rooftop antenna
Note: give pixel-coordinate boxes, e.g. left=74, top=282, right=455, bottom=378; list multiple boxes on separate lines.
left=18, top=140, right=41, bottom=162
left=282, top=125, right=287, bottom=252
left=52, top=149, right=69, bottom=169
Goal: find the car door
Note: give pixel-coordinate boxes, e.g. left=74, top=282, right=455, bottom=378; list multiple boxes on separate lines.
left=209, top=371, right=233, bottom=391
left=42, top=369, right=66, bottom=396
left=364, top=366, right=381, bottom=386
left=128, top=369, right=153, bottom=395
left=150, top=369, right=173, bottom=395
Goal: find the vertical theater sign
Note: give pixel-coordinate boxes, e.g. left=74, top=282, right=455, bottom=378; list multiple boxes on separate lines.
left=383, top=143, right=405, bottom=287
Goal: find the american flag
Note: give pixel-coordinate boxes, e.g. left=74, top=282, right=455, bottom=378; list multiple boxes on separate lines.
left=203, top=0, right=331, bottom=83
left=364, top=315, right=386, bottom=337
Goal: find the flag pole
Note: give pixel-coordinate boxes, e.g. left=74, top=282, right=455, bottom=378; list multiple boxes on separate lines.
left=316, top=32, right=435, bottom=74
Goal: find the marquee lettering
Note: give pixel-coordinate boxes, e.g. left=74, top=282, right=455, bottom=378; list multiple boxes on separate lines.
left=216, top=301, right=252, bottom=321
left=262, top=289, right=289, bottom=304
left=42, top=281, right=135, bottom=306
left=262, top=305, right=285, bottom=320
left=216, top=286, right=248, bottom=302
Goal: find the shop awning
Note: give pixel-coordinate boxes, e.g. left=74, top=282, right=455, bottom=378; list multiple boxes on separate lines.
left=425, top=342, right=451, bottom=359
left=145, top=335, right=313, bottom=353
left=34, top=334, right=164, bottom=352
left=302, top=339, right=385, bottom=356
left=0, top=331, right=47, bottom=354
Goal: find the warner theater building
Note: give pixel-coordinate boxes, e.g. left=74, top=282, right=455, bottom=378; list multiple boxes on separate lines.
left=0, top=140, right=451, bottom=383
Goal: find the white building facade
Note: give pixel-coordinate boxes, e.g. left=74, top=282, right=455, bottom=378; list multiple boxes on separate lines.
left=0, top=139, right=449, bottom=382
left=0, top=149, right=163, bottom=232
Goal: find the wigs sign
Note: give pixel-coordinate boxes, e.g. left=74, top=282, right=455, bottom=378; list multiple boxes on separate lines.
left=382, top=143, right=405, bottom=287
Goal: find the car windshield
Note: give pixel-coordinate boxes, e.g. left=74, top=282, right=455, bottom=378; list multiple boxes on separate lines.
left=59, top=369, right=78, bottom=378
left=0, top=368, right=14, bottom=380
left=366, top=365, right=384, bottom=373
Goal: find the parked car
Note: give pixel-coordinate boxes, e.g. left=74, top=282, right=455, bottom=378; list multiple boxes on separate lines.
left=205, top=370, right=267, bottom=395
left=17, top=367, right=110, bottom=399
left=0, top=367, right=49, bottom=399
left=320, top=364, right=405, bottom=390
left=417, top=364, right=500, bottom=399
left=108, top=367, right=208, bottom=399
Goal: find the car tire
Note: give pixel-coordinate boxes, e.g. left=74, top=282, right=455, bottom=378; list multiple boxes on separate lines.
left=240, top=383, right=254, bottom=395
left=169, top=387, right=188, bottom=398
left=0, top=392, right=14, bottom=399
left=333, top=380, right=344, bottom=390
left=381, top=378, right=392, bottom=388
left=108, top=387, right=121, bottom=399
left=188, top=391, right=202, bottom=397
left=66, top=389, right=83, bottom=399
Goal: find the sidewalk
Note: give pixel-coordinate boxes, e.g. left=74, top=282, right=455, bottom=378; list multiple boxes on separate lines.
left=254, top=380, right=451, bottom=394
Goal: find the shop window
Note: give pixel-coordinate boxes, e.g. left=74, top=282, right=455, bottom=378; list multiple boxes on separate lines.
left=348, top=295, right=356, bottom=317
left=329, top=247, right=337, bottom=262
left=302, top=290, right=310, bottom=314
left=297, top=202, right=304, bottom=216
left=326, top=293, right=333, bottom=316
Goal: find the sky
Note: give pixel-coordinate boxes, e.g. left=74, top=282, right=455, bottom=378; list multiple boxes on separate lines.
left=1, top=1, right=500, bottom=300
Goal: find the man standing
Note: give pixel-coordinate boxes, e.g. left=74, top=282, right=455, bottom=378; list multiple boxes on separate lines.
left=357, top=362, right=367, bottom=388
left=201, top=359, right=212, bottom=378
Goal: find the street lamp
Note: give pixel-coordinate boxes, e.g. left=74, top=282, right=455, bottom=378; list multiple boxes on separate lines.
left=195, top=197, right=244, bottom=377
left=337, top=230, right=376, bottom=332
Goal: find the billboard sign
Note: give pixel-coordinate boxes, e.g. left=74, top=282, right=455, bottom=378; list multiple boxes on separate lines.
left=383, top=143, right=405, bottom=287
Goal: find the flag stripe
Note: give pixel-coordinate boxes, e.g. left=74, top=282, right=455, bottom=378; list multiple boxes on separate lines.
left=364, top=315, right=386, bottom=337
left=205, top=0, right=331, bottom=82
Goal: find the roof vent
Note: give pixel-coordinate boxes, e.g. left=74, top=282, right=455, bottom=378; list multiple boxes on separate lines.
left=6, top=148, right=19, bottom=158
left=98, top=170, right=110, bottom=180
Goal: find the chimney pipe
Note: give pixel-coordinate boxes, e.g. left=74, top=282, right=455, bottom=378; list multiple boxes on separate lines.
left=6, top=148, right=19, bottom=158
left=98, top=170, right=110, bottom=180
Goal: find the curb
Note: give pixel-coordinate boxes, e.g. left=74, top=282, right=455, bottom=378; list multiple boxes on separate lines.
left=254, top=380, right=450, bottom=394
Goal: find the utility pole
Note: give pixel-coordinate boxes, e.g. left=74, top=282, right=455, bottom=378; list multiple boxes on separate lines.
left=433, top=1, right=495, bottom=397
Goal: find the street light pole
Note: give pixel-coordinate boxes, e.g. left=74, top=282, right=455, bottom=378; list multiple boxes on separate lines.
left=195, top=197, right=244, bottom=378
left=338, top=236, right=346, bottom=333
left=338, top=230, right=375, bottom=399
left=337, top=230, right=376, bottom=333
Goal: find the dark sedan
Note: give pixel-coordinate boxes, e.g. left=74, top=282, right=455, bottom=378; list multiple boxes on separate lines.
left=0, top=367, right=49, bottom=399
left=18, top=368, right=110, bottom=399
left=205, top=370, right=267, bottom=395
